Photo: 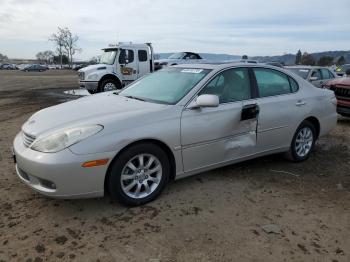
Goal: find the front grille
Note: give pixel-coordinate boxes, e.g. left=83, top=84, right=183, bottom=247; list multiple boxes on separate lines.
left=22, top=132, right=36, bottom=147
left=330, top=86, right=350, bottom=99
left=78, top=72, right=85, bottom=80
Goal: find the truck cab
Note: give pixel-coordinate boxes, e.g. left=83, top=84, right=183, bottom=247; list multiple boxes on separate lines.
left=78, top=42, right=154, bottom=93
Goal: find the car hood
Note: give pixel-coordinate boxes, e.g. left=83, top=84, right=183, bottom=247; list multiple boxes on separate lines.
left=22, top=92, right=168, bottom=137
left=155, top=59, right=180, bottom=64
left=79, top=64, right=112, bottom=73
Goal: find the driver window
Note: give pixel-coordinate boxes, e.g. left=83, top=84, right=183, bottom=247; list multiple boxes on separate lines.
left=311, top=70, right=321, bottom=80
left=199, top=68, right=251, bottom=103
left=119, top=49, right=134, bottom=64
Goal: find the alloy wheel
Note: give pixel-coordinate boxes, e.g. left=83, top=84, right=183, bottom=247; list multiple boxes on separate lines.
left=294, top=127, right=314, bottom=157
left=103, top=82, right=117, bottom=91
left=120, top=154, right=162, bottom=199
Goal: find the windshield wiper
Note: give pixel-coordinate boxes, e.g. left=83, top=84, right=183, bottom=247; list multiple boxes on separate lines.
left=124, top=95, right=145, bottom=102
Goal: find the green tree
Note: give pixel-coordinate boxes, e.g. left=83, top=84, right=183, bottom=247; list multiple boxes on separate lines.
left=317, top=56, right=334, bottom=66
left=301, top=52, right=315, bottom=66
left=53, top=55, right=69, bottom=64
left=295, top=50, right=302, bottom=65
left=337, top=56, right=346, bottom=66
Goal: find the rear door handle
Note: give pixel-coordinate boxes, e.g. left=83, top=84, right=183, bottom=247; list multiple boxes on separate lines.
left=295, top=100, right=306, bottom=106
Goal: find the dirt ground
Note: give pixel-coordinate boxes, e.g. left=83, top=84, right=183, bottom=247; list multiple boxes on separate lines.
left=0, top=70, right=349, bottom=262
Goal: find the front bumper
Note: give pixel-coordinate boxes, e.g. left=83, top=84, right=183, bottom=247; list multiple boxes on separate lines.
left=13, top=132, right=116, bottom=199
left=337, top=99, right=350, bottom=115
left=79, top=81, right=98, bottom=91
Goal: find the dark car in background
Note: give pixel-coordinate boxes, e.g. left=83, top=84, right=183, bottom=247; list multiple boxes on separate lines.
left=0, top=63, right=17, bottom=70
left=323, top=76, right=350, bottom=117
left=21, top=64, right=47, bottom=72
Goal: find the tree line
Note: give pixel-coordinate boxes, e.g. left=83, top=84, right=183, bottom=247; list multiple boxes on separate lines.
left=295, top=50, right=346, bottom=66
left=35, top=27, right=81, bottom=68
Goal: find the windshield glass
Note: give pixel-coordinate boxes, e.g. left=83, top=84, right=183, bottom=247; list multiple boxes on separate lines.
left=120, top=68, right=211, bottom=104
left=287, top=68, right=310, bottom=79
left=168, top=52, right=185, bottom=59
left=100, top=49, right=117, bottom=65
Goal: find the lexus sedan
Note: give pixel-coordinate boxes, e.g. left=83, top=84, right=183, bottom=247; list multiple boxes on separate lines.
left=13, top=63, right=337, bottom=206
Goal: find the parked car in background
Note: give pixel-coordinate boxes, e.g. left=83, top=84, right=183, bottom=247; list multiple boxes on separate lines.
left=265, top=62, right=284, bottom=68
left=13, top=63, right=337, bottom=206
left=334, top=64, right=350, bottom=77
left=323, top=75, right=350, bottom=117
left=0, top=63, right=17, bottom=70
left=155, top=52, right=203, bottom=68
left=73, top=64, right=86, bottom=71
left=286, top=66, right=337, bottom=88
left=17, top=64, right=30, bottom=70
left=48, top=64, right=60, bottom=69
left=21, top=64, right=47, bottom=72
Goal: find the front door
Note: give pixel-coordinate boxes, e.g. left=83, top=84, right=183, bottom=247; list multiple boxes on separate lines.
left=181, top=67, right=258, bottom=172
left=119, top=48, right=138, bottom=82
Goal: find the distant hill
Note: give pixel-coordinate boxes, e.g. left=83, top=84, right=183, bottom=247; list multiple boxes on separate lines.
left=156, top=50, right=350, bottom=65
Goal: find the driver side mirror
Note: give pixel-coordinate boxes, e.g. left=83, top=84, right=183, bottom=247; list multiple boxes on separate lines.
left=188, top=94, right=219, bottom=109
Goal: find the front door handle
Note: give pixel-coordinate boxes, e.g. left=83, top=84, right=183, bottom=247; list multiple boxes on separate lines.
left=295, top=100, right=306, bottom=106
left=241, top=104, right=259, bottom=121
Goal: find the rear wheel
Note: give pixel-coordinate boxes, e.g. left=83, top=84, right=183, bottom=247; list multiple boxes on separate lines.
left=99, top=78, right=121, bottom=93
left=108, top=143, right=170, bottom=206
left=285, top=120, right=316, bottom=162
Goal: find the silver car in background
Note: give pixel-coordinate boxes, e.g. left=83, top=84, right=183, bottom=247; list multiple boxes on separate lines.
left=13, top=63, right=337, bottom=205
left=286, top=66, right=337, bottom=88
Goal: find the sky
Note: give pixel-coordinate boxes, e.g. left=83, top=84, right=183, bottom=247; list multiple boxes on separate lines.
left=0, top=0, right=349, bottom=60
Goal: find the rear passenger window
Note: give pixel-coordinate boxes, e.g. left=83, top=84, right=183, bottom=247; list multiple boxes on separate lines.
left=253, top=68, right=293, bottom=97
left=138, top=50, right=148, bottom=62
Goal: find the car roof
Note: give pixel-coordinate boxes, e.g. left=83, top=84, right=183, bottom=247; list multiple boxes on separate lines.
left=172, top=62, right=282, bottom=70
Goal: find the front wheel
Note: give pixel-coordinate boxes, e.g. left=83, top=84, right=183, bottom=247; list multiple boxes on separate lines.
left=99, top=78, right=121, bottom=92
left=285, top=120, right=316, bottom=162
left=108, top=143, right=170, bottom=206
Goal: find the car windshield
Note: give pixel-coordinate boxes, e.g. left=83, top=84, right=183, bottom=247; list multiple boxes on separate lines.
left=100, top=49, right=117, bottom=65
left=120, top=68, right=211, bottom=104
left=168, top=52, right=185, bottom=59
left=287, top=68, right=310, bottom=79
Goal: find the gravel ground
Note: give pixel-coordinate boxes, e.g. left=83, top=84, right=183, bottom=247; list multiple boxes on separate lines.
left=0, top=70, right=349, bottom=262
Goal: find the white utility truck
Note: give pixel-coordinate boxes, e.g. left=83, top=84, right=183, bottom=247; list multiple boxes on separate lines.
left=78, top=42, right=155, bottom=94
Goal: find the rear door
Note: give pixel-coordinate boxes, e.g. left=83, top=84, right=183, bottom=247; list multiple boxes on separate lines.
left=181, top=67, right=258, bottom=172
left=252, top=68, right=305, bottom=151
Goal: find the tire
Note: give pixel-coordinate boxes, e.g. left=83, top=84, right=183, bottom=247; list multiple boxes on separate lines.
left=98, top=78, right=121, bottom=93
left=108, top=143, right=170, bottom=206
left=87, top=90, right=96, bottom=95
left=285, top=120, right=316, bottom=162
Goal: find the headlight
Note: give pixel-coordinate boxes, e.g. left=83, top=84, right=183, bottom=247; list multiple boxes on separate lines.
left=87, top=73, right=98, bottom=80
left=31, top=125, right=103, bottom=153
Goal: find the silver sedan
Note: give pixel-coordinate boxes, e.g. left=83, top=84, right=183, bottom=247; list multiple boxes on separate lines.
left=13, top=63, right=337, bottom=205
